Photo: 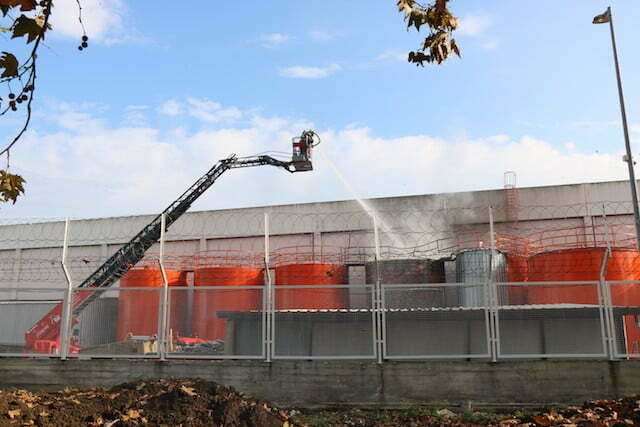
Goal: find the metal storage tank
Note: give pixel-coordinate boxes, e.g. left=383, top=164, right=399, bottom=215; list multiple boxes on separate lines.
left=117, top=266, right=187, bottom=342
left=607, top=249, right=640, bottom=354
left=455, top=249, right=507, bottom=307
left=274, top=247, right=347, bottom=310
left=527, top=248, right=602, bottom=305
left=365, top=259, right=445, bottom=308
left=506, top=255, right=529, bottom=305
left=527, top=248, right=640, bottom=302
left=527, top=248, right=640, bottom=353
left=192, top=251, right=264, bottom=341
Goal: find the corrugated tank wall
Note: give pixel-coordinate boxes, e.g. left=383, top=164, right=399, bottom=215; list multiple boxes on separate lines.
left=455, top=249, right=507, bottom=307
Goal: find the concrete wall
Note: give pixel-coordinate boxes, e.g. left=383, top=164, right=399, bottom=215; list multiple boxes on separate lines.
left=0, top=359, right=639, bottom=408
left=222, top=308, right=605, bottom=359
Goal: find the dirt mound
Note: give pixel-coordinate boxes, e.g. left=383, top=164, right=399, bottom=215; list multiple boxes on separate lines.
left=0, top=379, right=293, bottom=426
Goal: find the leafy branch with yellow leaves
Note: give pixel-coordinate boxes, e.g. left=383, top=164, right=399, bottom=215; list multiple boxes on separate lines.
left=397, top=0, right=460, bottom=66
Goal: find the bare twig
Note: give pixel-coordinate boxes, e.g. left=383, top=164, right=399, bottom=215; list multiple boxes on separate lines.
left=0, top=0, right=53, bottom=158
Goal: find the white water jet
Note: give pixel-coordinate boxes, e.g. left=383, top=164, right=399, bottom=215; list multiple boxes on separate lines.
left=316, top=148, right=405, bottom=249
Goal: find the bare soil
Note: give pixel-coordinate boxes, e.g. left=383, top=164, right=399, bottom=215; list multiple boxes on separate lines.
left=0, top=378, right=293, bottom=426
left=1, top=379, right=639, bottom=426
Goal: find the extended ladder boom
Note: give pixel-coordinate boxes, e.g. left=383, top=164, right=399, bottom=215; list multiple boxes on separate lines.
left=24, top=131, right=319, bottom=350
left=72, top=155, right=296, bottom=312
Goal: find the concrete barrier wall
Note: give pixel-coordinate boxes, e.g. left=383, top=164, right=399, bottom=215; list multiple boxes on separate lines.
left=0, top=359, right=638, bottom=408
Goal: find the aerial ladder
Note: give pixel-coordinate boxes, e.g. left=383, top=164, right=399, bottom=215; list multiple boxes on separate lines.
left=24, top=130, right=320, bottom=353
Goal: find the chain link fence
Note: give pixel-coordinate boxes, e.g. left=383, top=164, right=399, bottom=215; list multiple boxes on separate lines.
left=1, top=201, right=640, bottom=361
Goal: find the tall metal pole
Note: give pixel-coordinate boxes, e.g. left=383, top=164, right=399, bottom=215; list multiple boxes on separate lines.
left=606, top=7, right=640, bottom=248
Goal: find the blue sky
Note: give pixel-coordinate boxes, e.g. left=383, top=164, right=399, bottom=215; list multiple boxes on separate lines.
left=2, top=0, right=640, bottom=218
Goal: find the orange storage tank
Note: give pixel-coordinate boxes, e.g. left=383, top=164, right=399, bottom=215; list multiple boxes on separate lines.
left=606, top=249, right=640, bottom=354
left=273, top=246, right=348, bottom=310
left=192, top=252, right=264, bottom=341
left=275, top=263, right=347, bottom=310
left=527, top=248, right=603, bottom=305
left=117, top=266, right=187, bottom=342
left=506, top=255, right=529, bottom=305
left=527, top=248, right=640, bottom=302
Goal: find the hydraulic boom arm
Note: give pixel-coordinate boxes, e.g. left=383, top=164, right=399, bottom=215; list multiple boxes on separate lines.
left=25, top=131, right=319, bottom=351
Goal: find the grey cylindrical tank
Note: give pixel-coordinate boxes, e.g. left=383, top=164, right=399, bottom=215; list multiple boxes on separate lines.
left=365, top=259, right=446, bottom=308
left=455, top=249, right=507, bottom=307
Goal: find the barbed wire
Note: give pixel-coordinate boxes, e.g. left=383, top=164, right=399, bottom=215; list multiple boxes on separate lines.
left=1, top=201, right=639, bottom=292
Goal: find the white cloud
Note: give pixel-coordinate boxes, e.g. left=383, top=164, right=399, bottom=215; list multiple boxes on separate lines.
left=257, top=33, right=290, bottom=48
left=186, top=98, right=243, bottom=123
left=279, top=63, right=341, bottom=79
left=157, top=98, right=242, bottom=123
left=487, top=135, right=509, bottom=143
left=158, top=100, right=183, bottom=116
left=3, top=101, right=632, bottom=219
left=458, top=14, right=492, bottom=37
left=43, top=100, right=106, bottom=133
left=375, top=50, right=406, bottom=62
left=50, top=0, right=125, bottom=42
left=308, top=29, right=341, bottom=42
left=123, top=105, right=149, bottom=127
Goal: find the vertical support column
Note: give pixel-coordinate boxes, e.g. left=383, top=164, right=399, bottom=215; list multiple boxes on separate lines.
left=373, top=215, right=383, bottom=363
left=601, top=210, right=617, bottom=359
left=488, top=206, right=499, bottom=362
left=264, top=212, right=272, bottom=362
left=59, top=219, right=74, bottom=360
left=158, top=214, right=169, bottom=360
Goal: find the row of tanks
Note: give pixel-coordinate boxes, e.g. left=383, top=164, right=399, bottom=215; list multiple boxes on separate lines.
left=115, top=247, right=640, bottom=347
left=117, top=250, right=353, bottom=342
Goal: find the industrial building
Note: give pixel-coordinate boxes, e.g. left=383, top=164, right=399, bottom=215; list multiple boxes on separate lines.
left=1, top=179, right=639, bottom=360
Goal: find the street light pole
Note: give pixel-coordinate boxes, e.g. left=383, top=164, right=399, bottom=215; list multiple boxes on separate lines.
left=595, top=6, right=640, bottom=248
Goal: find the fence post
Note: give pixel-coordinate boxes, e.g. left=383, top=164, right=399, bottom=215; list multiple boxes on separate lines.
left=488, top=206, right=499, bottom=362
left=264, top=211, right=272, bottom=362
left=158, top=213, right=169, bottom=360
left=373, top=215, right=383, bottom=363
left=601, top=210, right=617, bottom=360
left=59, top=219, right=74, bottom=360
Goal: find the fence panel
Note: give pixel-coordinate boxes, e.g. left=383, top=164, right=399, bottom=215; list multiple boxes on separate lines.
left=495, top=282, right=607, bottom=358
left=382, top=283, right=491, bottom=359
left=167, top=286, right=265, bottom=359
left=0, top=288, right=66, bottom=357
left=607, top=281, right=640, bottom=358
left=68, top=287, right=161, bottom=359
left=272, top=285, right=376, bottom=360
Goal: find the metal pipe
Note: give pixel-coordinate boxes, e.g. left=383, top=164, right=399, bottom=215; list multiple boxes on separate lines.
left=372, top=215, right=383, bottom=364
left=488, top=206, right=498, bottom=362
left=158, top=213, right=169, bottom=360
left=264, top=212, right=272, bottom=363
left=59, top=218, right=74, bottom=360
